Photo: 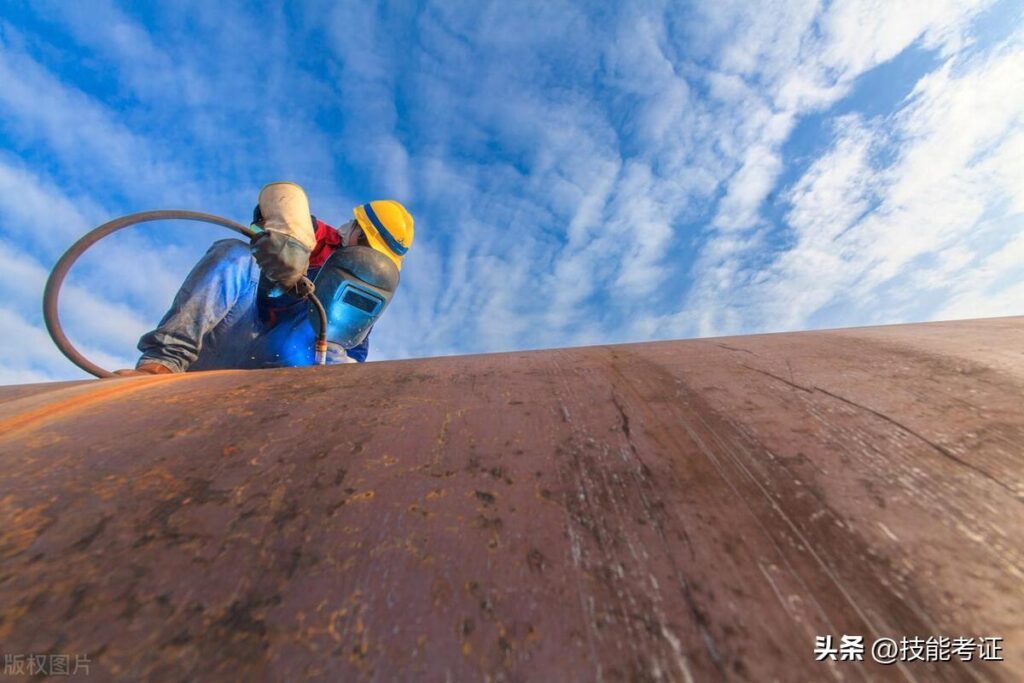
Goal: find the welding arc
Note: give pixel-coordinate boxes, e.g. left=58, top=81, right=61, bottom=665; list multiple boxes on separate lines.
left=42, top=210, right=328, bottom=379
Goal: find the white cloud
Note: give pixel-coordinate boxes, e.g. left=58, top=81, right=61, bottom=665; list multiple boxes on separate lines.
left=686, top=32, right=1024, bottom=336
left=935, top=227, right=1024, bottom=319
left=0, top=159, right=103, bottom=249
left=0, top=31, right=204, bottom=208
left=0, top=307, right=133, bottom=385
left=0, top=241, right=150, bottom=351
left=713, top=141, right=786, bottom=231
left=819, top=0, right=980, bottom=79
left=361, top=1, right=1020, bottom=358
left=691, top=0, right=992, bottom=238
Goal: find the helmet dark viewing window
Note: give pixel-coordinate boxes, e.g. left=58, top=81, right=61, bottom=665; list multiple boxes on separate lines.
left=343, top=288, right=380, bottom=314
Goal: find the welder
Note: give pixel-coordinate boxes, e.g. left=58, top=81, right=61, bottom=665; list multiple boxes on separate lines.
left=116, top=182, right=413, bottom=375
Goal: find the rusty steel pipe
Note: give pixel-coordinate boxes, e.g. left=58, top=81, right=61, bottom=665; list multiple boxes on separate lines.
left=0, top=316, right=1022, bottom=681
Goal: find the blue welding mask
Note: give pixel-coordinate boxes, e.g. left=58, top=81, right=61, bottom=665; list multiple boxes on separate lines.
left=308, top=246, right=400, bottom=348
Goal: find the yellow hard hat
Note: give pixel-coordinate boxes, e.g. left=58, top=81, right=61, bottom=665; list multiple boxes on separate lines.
left=353, top=200, right=414, bottom=271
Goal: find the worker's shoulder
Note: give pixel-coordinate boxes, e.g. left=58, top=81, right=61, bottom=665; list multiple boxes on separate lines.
left=205, top=237, right=252, bottom=260
left=194, top=239, right=257, bottom=283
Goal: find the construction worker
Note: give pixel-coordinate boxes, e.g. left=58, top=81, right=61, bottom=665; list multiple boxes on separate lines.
left=116, top=183, right=413, bottom=375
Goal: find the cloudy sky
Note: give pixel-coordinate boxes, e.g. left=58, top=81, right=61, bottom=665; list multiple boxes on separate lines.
left=1, top=0, right=1021, bottom=384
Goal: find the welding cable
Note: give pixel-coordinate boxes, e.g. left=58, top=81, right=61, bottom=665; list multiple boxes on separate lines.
left=43, top=210, right=329, bottom=378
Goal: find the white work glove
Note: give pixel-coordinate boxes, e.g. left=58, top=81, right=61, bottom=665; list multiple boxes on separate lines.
left=251, top=182, right=316, bottom=290
left=325, top=342, right=358, bottom=365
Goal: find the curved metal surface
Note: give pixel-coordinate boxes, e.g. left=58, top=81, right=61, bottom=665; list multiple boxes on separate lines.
left=1, top=317, right=1022, bottom=681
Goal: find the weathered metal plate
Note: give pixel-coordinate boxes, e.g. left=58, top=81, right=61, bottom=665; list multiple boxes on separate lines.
left=1, top=317, right=1021, bottom=681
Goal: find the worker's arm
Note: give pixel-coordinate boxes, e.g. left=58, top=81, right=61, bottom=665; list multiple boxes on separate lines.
left=134, top=239, right=258, bottom=373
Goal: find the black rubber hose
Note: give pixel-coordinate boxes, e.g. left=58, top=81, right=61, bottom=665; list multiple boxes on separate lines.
left=43, top=210, right=328, bottom=378
left=307, top=287, right=329, bottom=364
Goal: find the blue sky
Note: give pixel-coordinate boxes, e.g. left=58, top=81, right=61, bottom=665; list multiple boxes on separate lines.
left=0, top=0, right=1022, bottom=384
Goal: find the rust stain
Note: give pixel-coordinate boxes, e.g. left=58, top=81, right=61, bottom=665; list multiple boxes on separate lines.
left=0, top=497, right=51, bottom=557
left=0, top=317, right=1020, bottom=681
left=0, top=374, right=191, bottom=438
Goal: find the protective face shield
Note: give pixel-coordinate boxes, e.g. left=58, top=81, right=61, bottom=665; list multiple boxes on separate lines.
left=308, top=246, right=400, bottom=348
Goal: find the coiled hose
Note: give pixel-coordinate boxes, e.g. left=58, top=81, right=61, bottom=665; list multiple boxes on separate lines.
left=42, top=210, right=328, bottom=378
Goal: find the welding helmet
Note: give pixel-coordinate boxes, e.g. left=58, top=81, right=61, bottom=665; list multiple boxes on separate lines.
left=308, top=246, right=400, bottom=348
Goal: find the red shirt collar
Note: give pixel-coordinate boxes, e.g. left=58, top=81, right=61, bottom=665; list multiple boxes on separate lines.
left=309, top=217, right=342, bottom=267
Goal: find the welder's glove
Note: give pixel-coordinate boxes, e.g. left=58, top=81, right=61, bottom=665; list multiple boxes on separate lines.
left=250, top=181, right=317, bottom=290
left=325, top=342, right=358, bottom=365
left=250, top=231, right=311, bottom=290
